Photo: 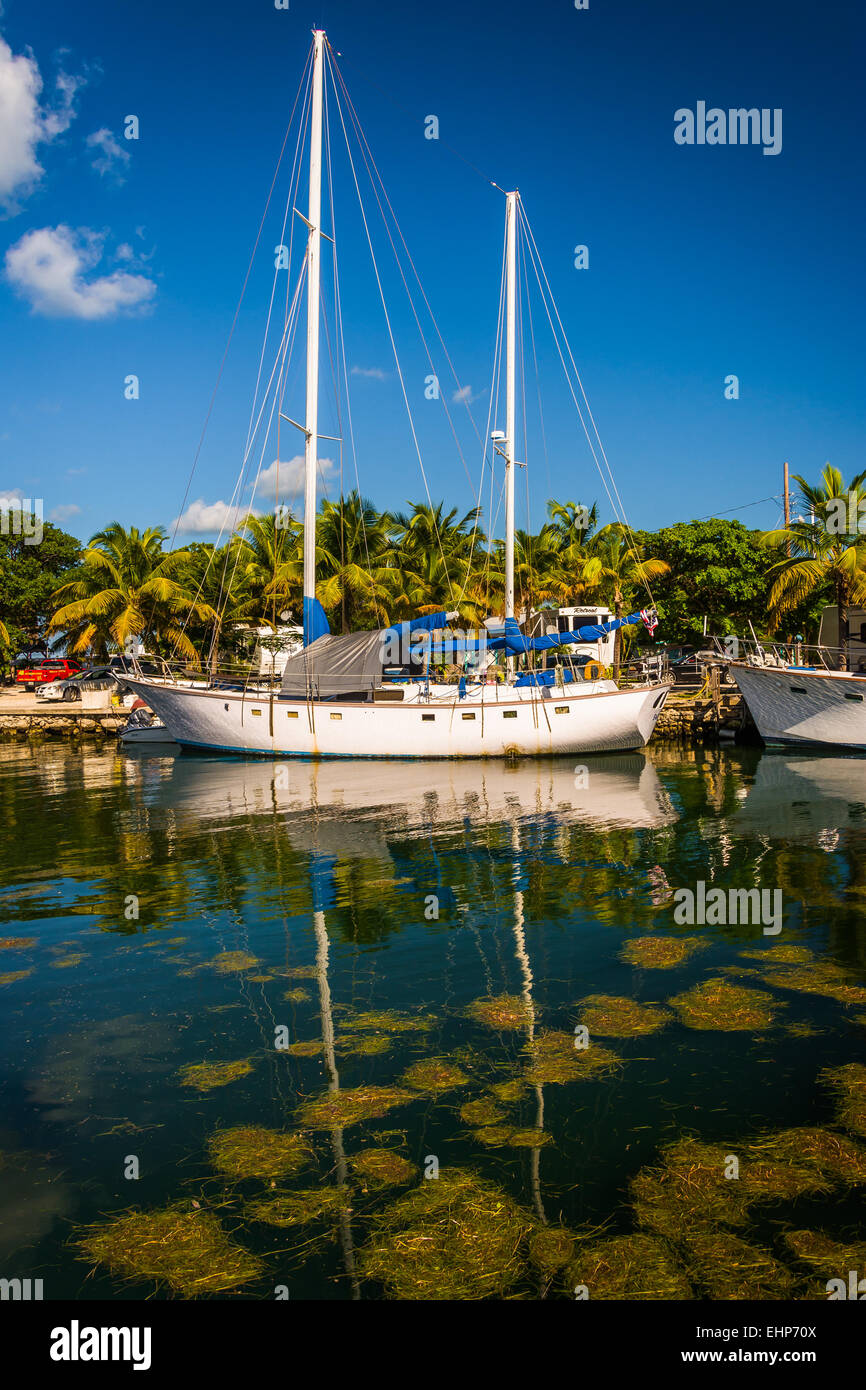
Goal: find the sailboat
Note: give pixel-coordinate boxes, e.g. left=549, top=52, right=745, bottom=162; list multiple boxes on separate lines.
left=125, top=30, right=670, bottom=759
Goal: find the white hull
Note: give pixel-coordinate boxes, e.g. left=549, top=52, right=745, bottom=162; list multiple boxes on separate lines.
left=122, top=678, right=670, bottom=759
left=732, top=662, right=866, bottom=750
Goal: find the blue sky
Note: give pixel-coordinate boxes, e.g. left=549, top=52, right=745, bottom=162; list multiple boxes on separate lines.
left=1, top=0, right=864, bottom=548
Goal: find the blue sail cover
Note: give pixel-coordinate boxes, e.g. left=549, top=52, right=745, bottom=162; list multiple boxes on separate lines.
left=427, top=611, right=645, bottom=658
left=303, top=596, right=330, bottom=647
left=381, top=611, right=451, bottom=643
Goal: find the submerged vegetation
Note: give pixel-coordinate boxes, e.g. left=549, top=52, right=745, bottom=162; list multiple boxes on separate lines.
left=208, top=1126, right=314, bottom=1180
left=401, top=1057, right=469, bottom=1093
left=209, top=951, right=261, bottom=974
left=568, top=1233, right=693, bottom=1300
left=466, top=994, right=532, bottom=1030
left=577, top=994, right=672, bottom=1036
left=339, top=1009, right=433, bottom=1034
left=75, top=1202, right=264, bottom=1296
left=358, top=1167, right=534, bottom=1299
left=668, top=979, right=781, bottom=1031
left=178, top=1059, right=255, bottom=1091
left=620, top=936, right=709, bottom=969
left=820, top=1063, right=866, bottom=1138
left=351, top=1148, right=416, bottom=1189
left=523, top=1030, right=622, bottom=1085
left=246, top=1188, right=348, bottom=1228
left=295, top=1085, right=414, bottom=1130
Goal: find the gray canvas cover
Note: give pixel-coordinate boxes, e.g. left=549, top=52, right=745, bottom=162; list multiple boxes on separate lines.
left=280, top=630, right=385, bottom=698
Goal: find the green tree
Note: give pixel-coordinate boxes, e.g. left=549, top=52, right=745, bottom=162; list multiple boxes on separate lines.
left=0, top=519, right=81, bottom=667
left=306, top=492, right=396, bottom=632
left=49, top=522, right=217, bottom=662
left=634, top=518, right=773, bottom=645
left=580, top=524, right=670, bottom=674
left=762, top=465, right=866, bottom=670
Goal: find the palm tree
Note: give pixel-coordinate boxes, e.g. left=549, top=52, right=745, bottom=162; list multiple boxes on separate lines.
left=762, top=465, right=866, bottom=670
left=307, top=492, right=395, bottom=632
left=232, top=512, right=302, bottom=628
left=547, top=499, right=598, bottom=551
left=48, top=523, right=218, bottom=663
left=390, top=502, right=485, bottom=620
left=579, top=524, right=670, bottom=676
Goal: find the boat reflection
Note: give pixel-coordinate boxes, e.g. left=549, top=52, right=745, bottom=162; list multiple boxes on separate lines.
left=136, top=750, right=678, bottom=846
left=730, top=752, right=866, bottom=840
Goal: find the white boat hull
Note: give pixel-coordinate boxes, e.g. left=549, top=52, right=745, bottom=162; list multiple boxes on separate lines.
left=732, top=662, right=866, bottom=750
left=122, top=678, right=670, bottom=759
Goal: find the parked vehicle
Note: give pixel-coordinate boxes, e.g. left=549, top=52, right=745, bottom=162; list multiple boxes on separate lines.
left=36, top=659, right=171, bottom=702
left=15, top=657, right=83, bottom=691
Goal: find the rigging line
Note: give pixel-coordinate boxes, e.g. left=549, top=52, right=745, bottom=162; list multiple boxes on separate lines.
left=329, top=51, right=488, bottom=460
left=328, top=56, right=481, bottom=518
left=167, top=274, right=305, bottom=664
left=516, top=241, right=533, bottom=610
left=335, top=49, right=509, bottom=196
left=158, top=64, right=312, bottom=662
left=323, top=54, right=383, bottom=628
left=519, top=212, right=655, bottom=609
left=520, top=206, right=656, bottom=608
left=521, top=224, right=552, bottom=519
left=166, top=39, right=314, bottom=562
left=327, top=57, right=456, bottom=607
left=478, top=221, right=508, bottom=614
left=218, top=329, right=295, bottom=643
left=208, top=267, right=307, bottom=625
left=452, top=215, right=506, bottom=615
left=245, top=59, right=314, bottom=463
left=184, top=268, right=308, bottom=666
left=694, top=495, right=780, bottom=521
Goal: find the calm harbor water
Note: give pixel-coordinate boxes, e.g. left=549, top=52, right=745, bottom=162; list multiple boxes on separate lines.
left=1, top=741, right=865, bottom=1300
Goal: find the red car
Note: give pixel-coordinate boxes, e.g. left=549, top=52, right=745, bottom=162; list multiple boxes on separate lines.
left=16, top=657, right=83, bottom=691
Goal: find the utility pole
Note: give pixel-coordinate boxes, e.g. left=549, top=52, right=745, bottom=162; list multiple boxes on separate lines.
left=783, top=461, right=791, bottom=557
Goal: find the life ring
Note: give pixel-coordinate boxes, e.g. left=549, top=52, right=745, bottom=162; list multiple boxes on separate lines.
left=583, top=660, right=604, bottom=681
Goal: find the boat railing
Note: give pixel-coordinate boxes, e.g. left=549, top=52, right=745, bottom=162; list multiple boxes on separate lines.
left=705, top=634, right=866, bottom=675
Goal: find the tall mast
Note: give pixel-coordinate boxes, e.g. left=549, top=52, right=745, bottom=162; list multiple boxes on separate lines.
left=303, top=29, right=325, bottom=644
left=505, top=191, right=518, bottom=649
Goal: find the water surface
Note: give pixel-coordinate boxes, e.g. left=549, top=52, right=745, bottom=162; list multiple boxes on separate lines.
left=0, top=742, right=864, bottom=1299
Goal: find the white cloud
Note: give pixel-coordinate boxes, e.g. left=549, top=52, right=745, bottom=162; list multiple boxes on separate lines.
left=0, top=36, right=84, bottom=212
left=86, top=127, right=130, bottom=182
left=48, top=503, right=81, bottom=522
left=254, top=455, right=335, bottom=500
left=172, top=498, right=258, bottom=535
left=351, top=365, right=388, bottom=380
left=452, top=384, right=484, bottom=405
left=4, top=225, right=157, bottom=318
